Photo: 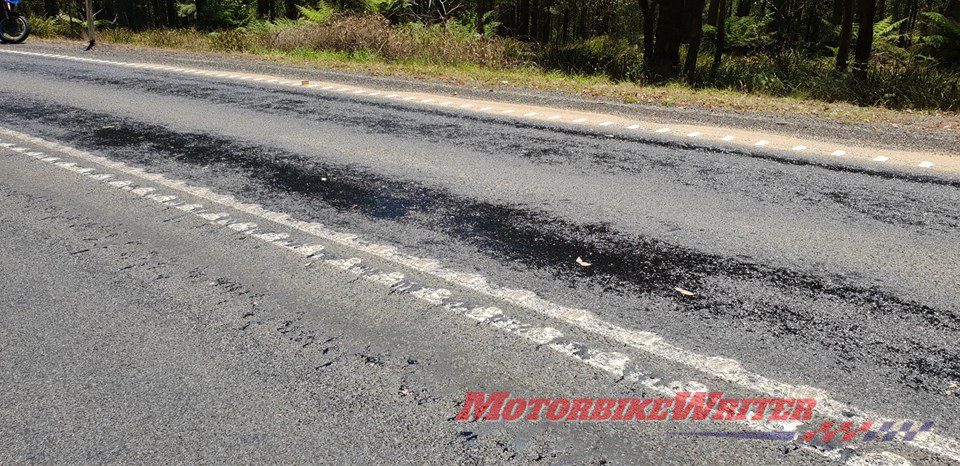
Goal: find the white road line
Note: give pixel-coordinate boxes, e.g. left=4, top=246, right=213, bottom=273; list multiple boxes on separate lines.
left=755, top=140, right=769, bottom=146
left=627, top=124, right=641, bottom=130
left=598, top=121, right=614, bottom=127
left=523, top=112, right=538, bottom=117
left=686, top=131, right=701, bottom=137
left=919, top=161, right=934, bottom=168
left=792, top=145, right=807, bottom=151
left=1, top=126, right=954, bottom=464
left=874, top=156, right=890, bottom=162
left=832, top=150, right=846, bottom=156
left=722, top=135, right=735, bottom=141
left=656, top=128, right=671, bottom=133
left=572, top=118, right=588, bottom=124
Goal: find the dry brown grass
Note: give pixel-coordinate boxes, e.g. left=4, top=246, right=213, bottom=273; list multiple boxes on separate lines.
left=270, top=14, right=529, bottom=68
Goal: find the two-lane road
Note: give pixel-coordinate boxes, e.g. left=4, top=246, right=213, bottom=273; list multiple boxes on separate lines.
left=1, top=41, right=958, bottom=464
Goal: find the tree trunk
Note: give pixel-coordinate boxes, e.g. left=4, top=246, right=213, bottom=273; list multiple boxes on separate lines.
left=165, top=0, right=177, bottom=26
left=707, top=0, right=721, bottom=24
left=682, top=0, right=707, bottom=82
left=650, top=0, right=685, bottom=80
left=836, top=0, right=854, bottom=71
left=710, top=0, right=727, bottom=78
left=735, top=0, right=753, bottom=16
left=195, top=0, right=207, bottom=29
left=854, top=0, right=876, bottom=79
left=639, top=0, right=657, bottom=65
left=517, top=0, right=530, bottom=37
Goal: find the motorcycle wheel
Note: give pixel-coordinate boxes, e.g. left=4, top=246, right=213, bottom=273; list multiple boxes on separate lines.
left=0, top=15, right=30, bottom=44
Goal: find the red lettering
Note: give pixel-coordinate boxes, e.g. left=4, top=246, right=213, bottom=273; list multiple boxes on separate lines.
left=648, top=398, right=674, bottom=421
left=672, top=392, right=723, bottom=420
left=770, top=399, right=795, bottom=420
left=789, top=398, right=817, bottom=421
left=589, top=398, right=616, bottom=420
left=456, top=392, right=510, bottom=421
left=710, top=399, right=740, bottom=421
left=525, top=398, right=551, bottom=420
left=565, top=398, right=595, bottom=421
left=546, top=398, right=571, bottom=421
left=611, top=398, right=635, bottom=420
left=750, top=399, right=772, bottom=420
left=502, top=398, right=527, bottom=421
left=622, top=398, right=653, bottom=421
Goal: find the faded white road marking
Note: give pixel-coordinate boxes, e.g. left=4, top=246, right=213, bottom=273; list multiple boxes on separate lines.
left=874, top=156, right=890, bottom=162
left=1, top=127, right=953, bottom=464
left=722, top=135, right=735, bottom=141
left=755, top=140, right=769, bottom=146
left=687, top=131, right=701, bottom=137
left=832, top=150, right=846, bottom=156
left=656, top=128, right=671, bottom=133
left=919, top=161, right=934, bottom=168
left=792, top=145, right=807, bottom=151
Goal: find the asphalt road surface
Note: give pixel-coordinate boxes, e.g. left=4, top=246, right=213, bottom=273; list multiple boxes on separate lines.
left=1, top=41, right=958, bottom=465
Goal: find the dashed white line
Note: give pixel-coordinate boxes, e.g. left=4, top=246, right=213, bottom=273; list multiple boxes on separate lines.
left=873, top=156, right=890, bottom=162
left=655, top=128, right=671, bottom=133
left=832, top=150, right=846, bottom=156
left=722, top=135, right=735, bottom=141
left=792, top=145, right=807, bottom=151
left=919, top=161, right=934, bottom=168
left=755, top=140, right=769, bottom=146
left=686, top=131, right=701, bottom=137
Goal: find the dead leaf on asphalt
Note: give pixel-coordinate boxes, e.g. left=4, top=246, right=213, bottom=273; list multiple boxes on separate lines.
left=575, top=256, right=592, bottom=267
left=674, top=287, right=695, bottom=296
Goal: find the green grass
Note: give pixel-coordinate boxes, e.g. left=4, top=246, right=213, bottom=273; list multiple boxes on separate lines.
left=28, top=14, right=960, bottom=125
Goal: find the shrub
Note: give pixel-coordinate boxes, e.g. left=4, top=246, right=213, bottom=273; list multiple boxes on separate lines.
left=547, top=36, right=643, bottom=81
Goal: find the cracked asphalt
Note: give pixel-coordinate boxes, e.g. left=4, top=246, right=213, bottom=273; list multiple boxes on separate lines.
left=0, top=41, right=958, bottom=464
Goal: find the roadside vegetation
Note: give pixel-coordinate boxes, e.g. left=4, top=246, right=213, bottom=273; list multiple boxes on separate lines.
left=24, top=0, right=960, bottom=115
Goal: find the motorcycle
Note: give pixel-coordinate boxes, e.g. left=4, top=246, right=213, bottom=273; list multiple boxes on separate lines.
left=1, top=0, right=30, bottom=44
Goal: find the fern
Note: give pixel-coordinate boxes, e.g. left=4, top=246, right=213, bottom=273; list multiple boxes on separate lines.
left=296, top=3, right=336, bottom=24
left=920, top=12, right=960, bottom=66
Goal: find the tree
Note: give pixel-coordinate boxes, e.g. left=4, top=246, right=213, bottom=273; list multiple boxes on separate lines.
left=639, top=0, right=657, bottom=65
left=710, top=0, right=727, bottom=78
left=854, top=0, right=877, bottom=78
left=683, top=0, right=707, bottom=82
left=836, top=0, right=854, bottom=71
left=650, top=0, right=687, bottom=79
